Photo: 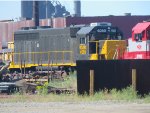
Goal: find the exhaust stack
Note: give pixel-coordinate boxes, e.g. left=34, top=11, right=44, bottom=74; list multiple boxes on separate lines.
left=74, top=0, right=81, bottom=17
left=33, top=1, right=39, bottom=27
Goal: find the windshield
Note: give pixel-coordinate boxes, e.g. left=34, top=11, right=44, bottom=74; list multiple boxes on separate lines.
left=134, top=33, right=142, bottom=41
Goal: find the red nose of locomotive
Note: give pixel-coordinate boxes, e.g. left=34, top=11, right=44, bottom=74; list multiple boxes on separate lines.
left=123, top=22, right=150, bottom=59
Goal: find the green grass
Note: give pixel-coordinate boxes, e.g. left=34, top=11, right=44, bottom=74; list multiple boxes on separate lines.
left=110, top=87, right=138, bottom=101
left=48, top=73, right=77, bottom=89
left=36, top=72, right=77, bottom=95
left=143, top=94, right=150, bottom=103
left=0, top=87, right=150, bottom=103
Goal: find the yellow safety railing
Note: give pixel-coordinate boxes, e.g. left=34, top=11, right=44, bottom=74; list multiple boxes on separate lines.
left=8, top=51, right=75, bottom=68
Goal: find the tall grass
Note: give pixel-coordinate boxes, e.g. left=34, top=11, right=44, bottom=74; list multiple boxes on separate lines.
left=36, top=72, right=77, bottom=95
left=110, top=86, right=138, bottom=101
left=48, top=72, right=77, bottom=89
left=36, top=82, right=49, bottom=95
left=1, top=87, right=150, bottom=103
left=144, top=94, right=150, bottom=103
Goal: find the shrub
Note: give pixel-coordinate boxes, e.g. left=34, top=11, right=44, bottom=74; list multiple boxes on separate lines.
left=36, top=82, right=48, bottom=95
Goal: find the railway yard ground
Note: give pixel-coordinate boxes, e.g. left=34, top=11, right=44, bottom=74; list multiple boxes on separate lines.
left=0, top=100, right=150, bottom=113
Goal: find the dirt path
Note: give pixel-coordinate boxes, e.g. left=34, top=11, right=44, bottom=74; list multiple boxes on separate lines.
left=0, top=102, right=150, bottom=113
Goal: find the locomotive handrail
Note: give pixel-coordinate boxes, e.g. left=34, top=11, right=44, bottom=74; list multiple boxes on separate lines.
left=11, top=51, right=72, bottom=54
left=88, top=41, right=99, bottom=42
left=10, top=51, right=74, bottom=67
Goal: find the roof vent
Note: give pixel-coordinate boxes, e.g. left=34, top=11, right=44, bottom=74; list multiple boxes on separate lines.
left=124, top=13, right=131, bottom=16
left=90, top=22, right=112, bottom=27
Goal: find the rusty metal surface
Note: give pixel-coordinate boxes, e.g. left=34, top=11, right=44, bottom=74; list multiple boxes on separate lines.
left=40, top=19, right=52, bottom=26
left=52, top=17, right=66, bottom=28
left=0, top=22, right=8, bottom=43
left=7, top=22, right=13, bottom=42
left=0, top=19, right=52, bottom=46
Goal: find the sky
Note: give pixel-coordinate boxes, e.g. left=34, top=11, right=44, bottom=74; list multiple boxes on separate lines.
left=0, top=0, right=150, bottom=20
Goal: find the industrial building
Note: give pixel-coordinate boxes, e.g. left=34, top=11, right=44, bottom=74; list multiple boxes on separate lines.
left=0, top=0, right=150, bottom=49
left=21, top=0, right=70, bottom=19
left=1, top=16, right=150, bottom=48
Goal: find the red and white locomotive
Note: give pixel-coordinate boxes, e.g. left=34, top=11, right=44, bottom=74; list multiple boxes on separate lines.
left=123, top=21, right=150, bottom=59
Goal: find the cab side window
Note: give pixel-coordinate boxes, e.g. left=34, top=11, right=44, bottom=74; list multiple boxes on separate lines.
left=147, top=30, right=150, bottom=40
left=80, top=37, right=86, bottom=44
left=134, top=33, right=143, bottom=41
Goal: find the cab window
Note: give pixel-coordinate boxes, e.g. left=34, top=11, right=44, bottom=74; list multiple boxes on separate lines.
left=80, top=37, right=86, bottom=44
left=147, top=30, right=150, bottom=39
left=134, top=33, right=142, bottom=41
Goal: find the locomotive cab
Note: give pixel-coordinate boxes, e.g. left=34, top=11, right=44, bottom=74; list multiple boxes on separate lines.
left=124, top=22, right=150, bottom=59
left=77, top=22, right=126, bottom=60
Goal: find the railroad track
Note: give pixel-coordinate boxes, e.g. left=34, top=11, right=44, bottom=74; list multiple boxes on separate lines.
left=48, top=87, right=76, bottom=94
left=0, top=94, right=12, bottom=98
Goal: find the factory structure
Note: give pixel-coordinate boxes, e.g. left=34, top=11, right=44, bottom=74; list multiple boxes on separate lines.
left=0, top=0, right=150, bottom=49
left=21, top=0, right=70, bottom=19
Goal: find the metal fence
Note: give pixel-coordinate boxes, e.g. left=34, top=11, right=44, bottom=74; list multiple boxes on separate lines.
left=77, top=60, right=150, bottom=95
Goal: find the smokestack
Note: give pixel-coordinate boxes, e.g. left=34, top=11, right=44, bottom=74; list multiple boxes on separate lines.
left=21, top=0, right=24, bottom=18
left=74, top=0, right=81, bottom=17
left=33, top=1, right=39, bottom=26
left=46, top=0, right=48, bottom=18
